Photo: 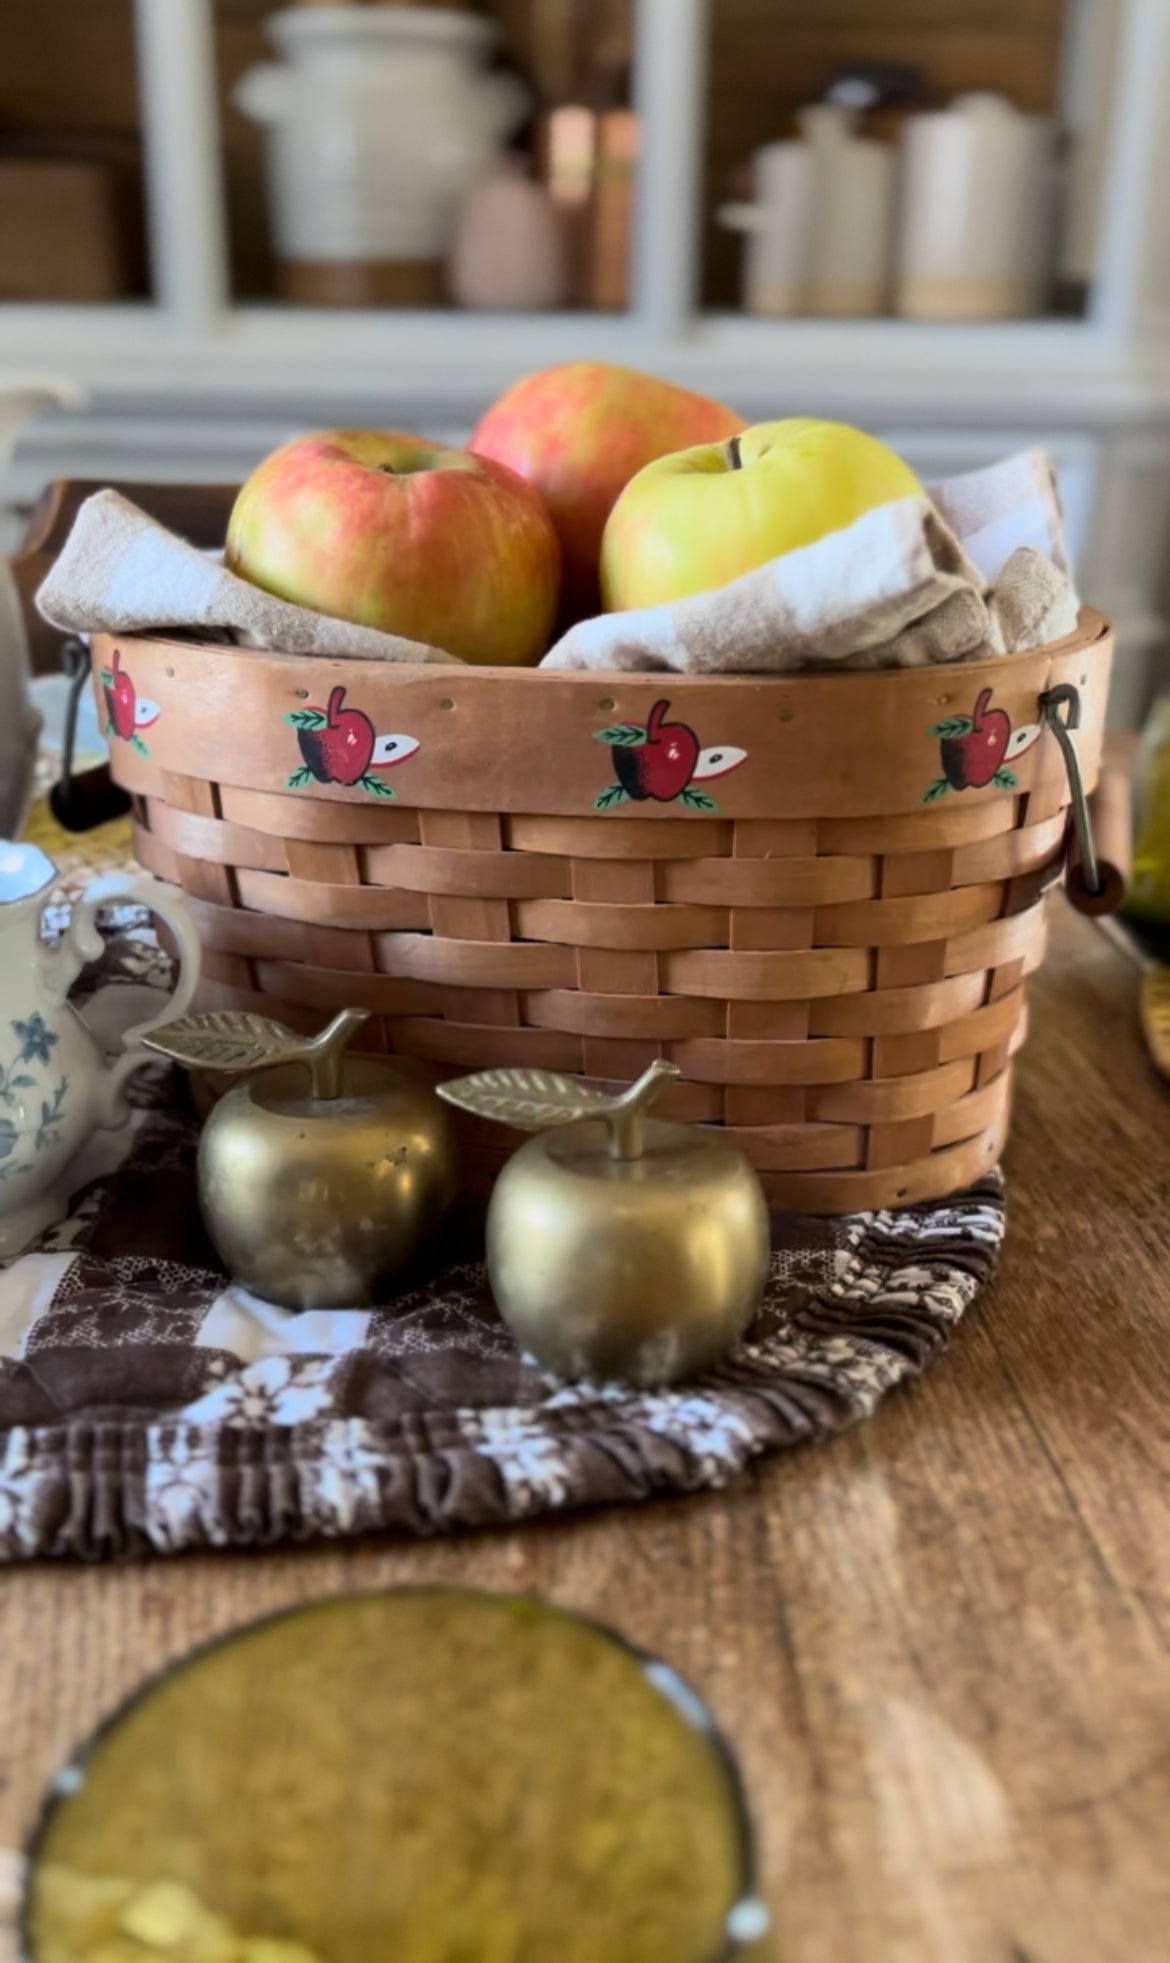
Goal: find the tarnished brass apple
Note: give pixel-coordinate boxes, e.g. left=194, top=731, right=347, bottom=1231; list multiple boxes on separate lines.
left=145, top=1009, right=458, bottom=1310
left=438, top=1060, right=770, bottom=1386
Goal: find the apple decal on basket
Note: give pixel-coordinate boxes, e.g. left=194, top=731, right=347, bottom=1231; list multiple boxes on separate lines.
left=923, top=688, right=1042, bottom=802
left=595, top=699, right=747, bottom=811
left=284, top=686, right=420, bottom=798
left=99, top=648, right=159, bottom=757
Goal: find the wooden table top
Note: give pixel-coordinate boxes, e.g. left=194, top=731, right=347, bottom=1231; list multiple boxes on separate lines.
left=4, top=898, right=1169, bottom=1962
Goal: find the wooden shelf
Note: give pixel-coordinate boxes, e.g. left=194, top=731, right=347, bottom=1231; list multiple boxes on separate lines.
left=0, top=303, right=1157, bottom=428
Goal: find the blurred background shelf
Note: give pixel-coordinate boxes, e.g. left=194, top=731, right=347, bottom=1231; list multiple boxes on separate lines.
left=1, top=0, right=1169, bottom=718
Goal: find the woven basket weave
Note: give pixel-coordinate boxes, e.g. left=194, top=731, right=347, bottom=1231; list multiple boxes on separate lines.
left=91, top=608, right=1113, bottom=1213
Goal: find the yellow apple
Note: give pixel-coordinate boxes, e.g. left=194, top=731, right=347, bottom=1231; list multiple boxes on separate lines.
left=599, top=417, right=922, bottom=612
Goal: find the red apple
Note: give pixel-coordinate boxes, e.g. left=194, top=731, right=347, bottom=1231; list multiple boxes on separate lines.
left=942, top=689, right=1011, bottom=790
left=104, top=648, right=136, bottom=742
left=225, top=430, right=561, bottom=667
left=615, top=701, right=700, bottom=802
left=469, top=363, right=746, bottom=627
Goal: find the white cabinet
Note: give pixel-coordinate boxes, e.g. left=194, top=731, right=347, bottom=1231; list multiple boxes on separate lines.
left=4, top=0, right=1170, bottom=720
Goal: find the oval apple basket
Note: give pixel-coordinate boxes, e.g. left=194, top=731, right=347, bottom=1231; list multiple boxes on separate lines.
left=88, top=606, right=1116, bottom=1213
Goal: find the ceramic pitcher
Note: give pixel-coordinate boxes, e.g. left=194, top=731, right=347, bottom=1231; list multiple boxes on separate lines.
left=0, top=843, right=200, bottom=1258
left=720, top=108, right=895, bottom=317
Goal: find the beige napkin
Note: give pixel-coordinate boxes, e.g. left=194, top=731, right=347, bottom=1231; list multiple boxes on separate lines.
left=929, top=448, right=1070, bottom=582
left=36, top=488, right=460, bottom=665
left=37, top=454, right=1077, bottom=679
left=541, top=450, right=1079, bottom=675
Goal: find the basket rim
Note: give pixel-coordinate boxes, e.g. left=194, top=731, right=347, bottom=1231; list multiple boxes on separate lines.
left=102, top=606, right=1110, bottom=694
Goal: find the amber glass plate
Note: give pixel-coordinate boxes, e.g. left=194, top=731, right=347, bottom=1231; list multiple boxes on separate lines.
left=25, top=1590, right=763, bottom=1963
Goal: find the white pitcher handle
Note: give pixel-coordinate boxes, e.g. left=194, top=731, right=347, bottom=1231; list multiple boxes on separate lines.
left=49, top=873, right=202, bottom=1127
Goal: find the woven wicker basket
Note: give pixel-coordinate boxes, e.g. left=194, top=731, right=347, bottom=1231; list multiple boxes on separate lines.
left=91, top=608, right=1113, bottom=1213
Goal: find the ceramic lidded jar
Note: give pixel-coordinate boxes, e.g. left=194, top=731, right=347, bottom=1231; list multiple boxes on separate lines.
left=235, top=6, right=530, bottom=303
left=895, top=93, right=1056, bottom=320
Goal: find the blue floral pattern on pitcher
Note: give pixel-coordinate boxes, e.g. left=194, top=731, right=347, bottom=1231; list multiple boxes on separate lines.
left=0, top=1015, right=69, bottom=1181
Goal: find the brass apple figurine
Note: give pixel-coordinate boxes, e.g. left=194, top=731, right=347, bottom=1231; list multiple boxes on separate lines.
left=145, top=1008, right=458, bottom=1310
left=438, top=1060, right=770, bottom=1386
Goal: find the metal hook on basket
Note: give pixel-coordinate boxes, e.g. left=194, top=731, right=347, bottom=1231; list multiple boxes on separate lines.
left=48, top=634, right=131, bottom=834
left=1039, top=682, right=1101, bottom=900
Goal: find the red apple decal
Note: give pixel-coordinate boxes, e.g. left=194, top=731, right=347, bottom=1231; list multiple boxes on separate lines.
left=99, top=648, right=154, bottom=756
left=284, top=687, right=419, bottom=800
left=923, top=687, right=1038, bottom=803
left=595, top=699, right=747, bottom=811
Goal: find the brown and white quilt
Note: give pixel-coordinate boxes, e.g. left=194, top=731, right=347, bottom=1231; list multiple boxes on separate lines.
left=0, top=860, right=1005, bottom=1561
left=0, top=999, right=1005, bottom=1560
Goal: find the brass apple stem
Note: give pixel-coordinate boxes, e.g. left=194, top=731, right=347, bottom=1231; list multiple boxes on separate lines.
left=604, top=1059, right=680, bottom=1162
left=726, top=435, right=743, bottom=470
left=303, top=1008, right=371, bottom=1100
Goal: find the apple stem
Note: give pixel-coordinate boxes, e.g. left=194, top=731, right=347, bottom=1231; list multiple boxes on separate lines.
left=726, top=435, right=743, bottom=471
left=327, top=685, right=347, bottom=725
left=605, top=1058, right=681, bottom=1161
left=646, top=699, right=670, bottom=740
left=973, top=688, right=993, bottom=726
left=304, top=1007, right=370, bottom=1100
left=112, top=648, right=121, bottom=674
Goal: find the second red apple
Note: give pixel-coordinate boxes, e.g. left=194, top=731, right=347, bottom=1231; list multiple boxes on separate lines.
left=470, top=362, right=746, bottom=628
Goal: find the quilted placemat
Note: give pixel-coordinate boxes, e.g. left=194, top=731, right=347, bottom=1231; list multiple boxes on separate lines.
left=0, top=1072, right=1004, bottom=1559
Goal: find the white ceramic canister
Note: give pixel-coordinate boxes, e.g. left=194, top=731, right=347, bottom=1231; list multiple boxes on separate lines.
left=718, top=141, right=813, bottom=317
left=895, top=93, right=1057, bottom=320
left=720, top=109, right=895, bottom=318
left=798, top=105, right=896, bottom=317
left=235, top=7, right=529, bottom=271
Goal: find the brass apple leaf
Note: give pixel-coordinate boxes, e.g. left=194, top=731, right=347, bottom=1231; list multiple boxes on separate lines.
left=439, top=1059, right=682, bottom=1160
left=142, top=1010, right=304, bottom=1073
left=437, top=1068, right=612, bottom=1131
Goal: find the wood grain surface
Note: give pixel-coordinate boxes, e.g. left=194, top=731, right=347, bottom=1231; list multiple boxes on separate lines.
left=3, top=900, right=1170, bottom=1962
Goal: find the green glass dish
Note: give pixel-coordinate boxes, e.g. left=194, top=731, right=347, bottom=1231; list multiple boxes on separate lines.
left=25, top=1590, right=765, bottom=1963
